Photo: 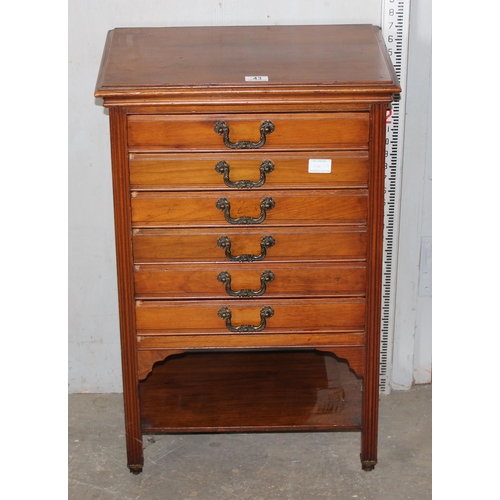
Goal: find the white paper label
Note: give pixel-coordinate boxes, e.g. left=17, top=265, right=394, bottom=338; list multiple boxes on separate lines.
left=308, top=159, right=332, bottom=173
left=245, top=76, right=269, bottom=82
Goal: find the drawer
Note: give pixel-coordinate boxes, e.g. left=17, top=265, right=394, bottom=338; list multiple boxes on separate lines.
left=127, top=113, right=369, bottom=151
left=129, top=152, right=369, bottom=190
left=132, top=227, right=367, bottom=263
left=133, top=262, right=366, bottom=299
left=131, top=190, right=367, bottom=227
left=135, top=298, right=365, bottom=334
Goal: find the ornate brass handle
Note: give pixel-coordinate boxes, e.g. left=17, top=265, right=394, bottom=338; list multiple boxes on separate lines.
left=217, top=270, right=275, bottom=297
left=217, top=235, right=275, bottom=262
left=214, top=120, right=275, bottom=149
left=215, top=160, right=274, bottom=189
left=216, top=197, right=275, bottom=224
left=217, top=306, right=274, bottom=332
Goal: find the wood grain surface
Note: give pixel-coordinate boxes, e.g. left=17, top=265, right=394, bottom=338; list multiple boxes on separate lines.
left=129, top=151, right=370, bottom=190
left=139, top=350, right=362, bottom=432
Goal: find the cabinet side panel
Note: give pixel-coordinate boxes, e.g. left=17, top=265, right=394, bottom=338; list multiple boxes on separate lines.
left=109, top=107, right=143, bottom=471
left=361, top=103, right=387, bottom=469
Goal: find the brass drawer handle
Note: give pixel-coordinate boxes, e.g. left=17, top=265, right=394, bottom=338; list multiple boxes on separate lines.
left=217, top=306, right=274, bottom=332
left=217, top=235, right=275, bottom=262
left=217, top=270, right=275, bottom=297
left=214, top=120, right=275, bottom=149
left=215, top=160, right=274, bottom=189
left=216, top=197, right=275, bottom=224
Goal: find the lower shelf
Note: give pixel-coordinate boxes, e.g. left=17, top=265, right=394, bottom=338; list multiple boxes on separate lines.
left=139, top=349, right=362, bottom=433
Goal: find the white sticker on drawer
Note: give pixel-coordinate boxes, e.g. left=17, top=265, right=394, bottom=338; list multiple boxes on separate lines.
left=308, top=159, right=332, bottom=173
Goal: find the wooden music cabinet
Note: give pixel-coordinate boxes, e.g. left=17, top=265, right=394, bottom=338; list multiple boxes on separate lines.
left=95, top=25, right=400, bottom=473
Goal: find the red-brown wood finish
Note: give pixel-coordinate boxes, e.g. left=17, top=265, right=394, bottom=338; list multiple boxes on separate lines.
left=139, top=351, right=362, bottom=431
left=108, top=107, right=143, bottom=473
left=360, top=103, right=388, bottom=471
left=95, top=25, right=400, bottom=474
left=132, top=227, right=368, bottom=263
left=129, top=152, right=370, bottom=190
left=127, top=113, right=370, bottom=151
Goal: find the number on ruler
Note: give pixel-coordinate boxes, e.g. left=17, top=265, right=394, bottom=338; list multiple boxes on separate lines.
left=380, top=0, right=410, bottom=393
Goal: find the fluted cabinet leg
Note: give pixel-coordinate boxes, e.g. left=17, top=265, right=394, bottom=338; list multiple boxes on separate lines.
left=360, top=103, right=388, bottom=471
left=109, top=107, right=144, bottom=473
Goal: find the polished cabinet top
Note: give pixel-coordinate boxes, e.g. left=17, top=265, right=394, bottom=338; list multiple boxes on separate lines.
left=95, top=25, right=400, bottom=98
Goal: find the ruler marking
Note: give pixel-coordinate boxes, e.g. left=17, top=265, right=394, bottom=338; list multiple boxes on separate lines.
left=380, top=0, right=410, bottom=393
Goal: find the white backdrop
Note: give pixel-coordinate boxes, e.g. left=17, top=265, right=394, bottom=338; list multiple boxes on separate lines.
left=68, top=0, right=431, bottom=392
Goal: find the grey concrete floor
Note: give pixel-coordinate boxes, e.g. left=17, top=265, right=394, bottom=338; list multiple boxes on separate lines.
left=69, top=385, right=431, bottom=499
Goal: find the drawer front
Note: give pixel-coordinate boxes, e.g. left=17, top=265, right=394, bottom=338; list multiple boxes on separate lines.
left=135, top=299, right=365, bottom=334
left=127, top=113, right=369, bottom=151
left=129, top=152, right=369, bottom=190
left=134, top=263, right=366, bottom=299
left=132, top=227, right=367, bottom=263
left=131, top=190, right=367, bottom=227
